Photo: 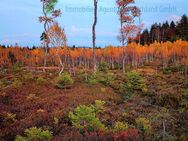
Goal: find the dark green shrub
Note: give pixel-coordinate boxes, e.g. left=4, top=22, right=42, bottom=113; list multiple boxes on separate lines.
left=125, top=70, right=147, bottom=92
left=55, top=73, right=74, bottom=89
left=98, top=61, right=109, bottom=72
left=114, top=63, right=121, bottom=70
left=15, top=127, right=52, bottom=141
left=165, top=65, right=186, bottom=73
left=69, top=103, right=106, bottom=132
left=119, top=71, right=148, bottom=99
left=163, top=68, right=172, bottom=74
left=88, top=72, right=115, bottom=86
left=117, top=70, right=148, bottom=100
left=98, top=72, right=116, bottom=86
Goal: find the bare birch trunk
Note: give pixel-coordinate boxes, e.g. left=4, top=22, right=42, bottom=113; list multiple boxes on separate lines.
left=92, top=0, right=98, bottom=74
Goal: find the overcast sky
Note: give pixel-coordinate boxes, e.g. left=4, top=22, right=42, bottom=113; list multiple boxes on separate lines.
left=0, top=0, right=187, bottom=47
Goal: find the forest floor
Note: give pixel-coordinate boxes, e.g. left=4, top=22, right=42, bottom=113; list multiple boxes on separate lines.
left=0, top=65, right=188, bottom=141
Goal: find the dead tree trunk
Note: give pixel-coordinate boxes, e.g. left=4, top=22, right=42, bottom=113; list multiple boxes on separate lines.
left=162, top=121, right=166, bottom=141
left=57, top=54, right=64, bottom=76
left=92, top=0, right=98, bottom=73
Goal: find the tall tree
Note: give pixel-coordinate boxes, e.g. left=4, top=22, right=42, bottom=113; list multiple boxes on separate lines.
left=116, top=0, right=140, bottom=73
left=141, top=29, right=150, bottom=45
left=161, top=21, right=169, bottom=42
left=92, top=0, right=98, bottom=73
left=140, top=14, right=188, bottom=45
left=116, top=0, right=141, bottom=46
left=39, top=0, right=61, bottom=72
left=47, top=23, right=67, bottom=75
left=176, top=15, right=188, bottom=41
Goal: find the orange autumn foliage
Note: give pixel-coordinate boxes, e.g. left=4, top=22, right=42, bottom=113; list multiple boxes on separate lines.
left=0, top=40, right=188, bottom=70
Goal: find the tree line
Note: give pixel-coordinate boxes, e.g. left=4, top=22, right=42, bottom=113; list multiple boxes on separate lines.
left=138, top=14, right=188, bottom=45
left=0, top=40, right=188, bottom=75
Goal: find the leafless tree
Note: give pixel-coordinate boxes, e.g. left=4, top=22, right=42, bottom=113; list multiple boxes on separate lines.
left=92, top=0, right=98, bottom=73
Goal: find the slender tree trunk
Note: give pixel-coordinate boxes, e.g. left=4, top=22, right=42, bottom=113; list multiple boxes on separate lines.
left=58, top=54, right=64, bottom=76
left=185, top=65, right=188, bottom=78
left=67, top=52, right=71, bottom=74
left=157, top=27, right=160, bottom=42
left=138, top=16, right=141, bottom=45
left=56, top=49, right=64, bottom=76
left=123, top=56, right=125, bottom=73
left=43, top=42, right=48, bottom=72
left=120, top=14, right=125, bottom=47
left=72, top=59, right=76, bottom=76
left=42, top=2, right=49, bottom=73
left=111, top=58, right=115, bottom=69
left=92, top=0, right=98, bottom=74
left=120, top=11, right=126, bottom=73
left=84, top=57, right=88, bottom=81
left=163, top=121, right=166, bottom=141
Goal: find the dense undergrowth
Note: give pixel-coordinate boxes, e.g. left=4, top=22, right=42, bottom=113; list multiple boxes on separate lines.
left=0, top=64, right=188, bottom=141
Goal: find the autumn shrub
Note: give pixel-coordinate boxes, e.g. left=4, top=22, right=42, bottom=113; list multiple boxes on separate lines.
left=88, top=73, right=98, bottom=85
left=88, top=72, right=115, bottom=86
left=57, top=130, right=113, bottom=141
left=163, top=65, right=186, bottom=74
left=109, top=80, right=123, bottom=91
left=0, top=78, right=11, bottom=89
left=0, top=92, right=11, bottom=105
left=94, top=100, right=106, bottom=113
left=69, top=104, right=106, bottom=132
left=136, top=117, right=152, bottom=138
left=36, top=76, right=47, bottom=85
left=12, top=78, right=22, bottom=88
left=113, top=128, right=142, bottom=141
left=125, top=70, right=148, bottom=92
left=120, top=71, right=147, bottom=98
left=0, top=80, right=5, bottom=89
left=98, top=61, right=109, bottom=72
left=179, top=89, right=188, bottom=112
left=0, top=69, right=7, bottom=78
left=155, top=91, right=182, bottom=108
left=12, top=63, right=23, bottom=73
left=114, top=63, right=121, bottom=70
left=27, top=94, right=39, bottom=101
left=15, top=127, right=53, bottom=141
left=98, top=72, right=116, bottom=86
left=114, top=121, right=129, bottom=132
left=3, top=112, right=16, bottom=122
left=55, top=73, right=74, bottom=89
left=24, top=72, right=34, bottom=81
